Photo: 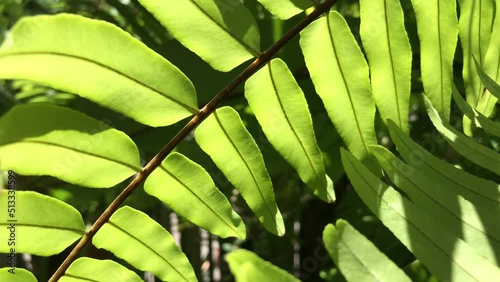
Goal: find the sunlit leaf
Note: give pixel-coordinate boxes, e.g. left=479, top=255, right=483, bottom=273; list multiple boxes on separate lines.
left=60, top=257, right=143, bottom=282
left=474, top=57, right=500, bottom=101
left=138, top=0, right=260, bottom=72
left=0, top=104, right=141, bottom=188
left=388, top=120, right=500, bottom=213
left=93, top=206, right=196, bottom=282
left=423, top=94, right=500, bottom=175
left=323, top=220, right=411, bottom=282
left=0, top=191, right=85, bottom=256
left=195, top=106, right=285, bottom=236
left=256, top=0, right=313, bottom=20
left=144, top=152, right=246, bottom=239
left=300, top=11, right=377, bottom=161
left=452, top=84, right=500, bottom=137
left=371, top=145, right=500, bottom=264
left=458, top=0, right=494, bottom=107
left=360, top=0, right=412, bottom=132
left=244, top=58, right=334, bottom=202
left=474, top=0, right=500, bottom=117
left=0, top=14, right=198, bottom=126
left=0, top=268, right=37, bottom=282
left=226, top=249, right=299, bottom=282
left=410, top=0, right=458, bottom=121
left=458, top=0, right=494, bottom=134
left=341, top=148, right=500, bottom=281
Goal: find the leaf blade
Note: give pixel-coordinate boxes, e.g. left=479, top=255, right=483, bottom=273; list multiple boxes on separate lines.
left=195, top=106, right=285, bottom=236
left=0, top=268, right=37, bottom=282
left=61, top=257, right=143, bottom=282
left=0, top=104, right=141, bottom=188
left=323, top=220, right=412, bottom=282
left=92, top=206, right=197, bottom=282
left=371, top=145, right=500, bottom=264
left=360, top=0, right=412, bottom=131
left=423, top=94, right=500, bottom=175
left=256, top=0, right=314, bottom=20
left=410, top=0, right=458, bottom=121
left=226, top=249, right=299, bottom=282
left=138, top=0, right=260, bottom=72
left=341, top=148, right=500, bottom=282
left=0, top=14, right=198, bottom=127
left=387, top=120, right=500, bottom=212
left=0, top=191, right=85, bottom=256
left=244, top=58, right=334, bottom=202
left=300, top=11, right=377, bottom=160
left=144, top=152, right=246, bottom=239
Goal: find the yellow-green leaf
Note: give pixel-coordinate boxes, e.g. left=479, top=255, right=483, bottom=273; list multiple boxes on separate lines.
left=144, top=152, right=246, bottom=239
left=410, top=0, right=458, bottom=121
left=341, top=148, right=500, bottom=281
left=323, top=220, right=411, bottom=282
left=256, top=0, right=314, bottom=20
left=423, top=94, right=500, bottom=175
left=0, top=14, right=198, bottom=126
left=0, top=268, right=37, bottom=282
left=300, top=11, right=377, bottom=161
left=60, top=258, right=143, bottom=282
left=0, top=104, right=141, bottom=188
left=360, top=0, right=412, bottom=132
left=244, top=58, right=334, bottom=203
left=226, top=249, right=299, bottom=282
left=93, top=206, right=196, bottom=282
left=195, top=106, right=285, bottom=236
left=0, top=191, right=85, bottom=256
left=138, top=0, right=261, bottom=72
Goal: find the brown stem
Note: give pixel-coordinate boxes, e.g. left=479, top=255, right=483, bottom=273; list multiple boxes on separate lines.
left=48, top=1, right=335, bottom=281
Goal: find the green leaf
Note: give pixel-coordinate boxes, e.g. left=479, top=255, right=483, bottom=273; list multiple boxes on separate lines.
left=410, top=0, right=458, bottom=121
left=360, top=0, right=412, bottom=132
left=244, top=58, right=334, bottom=203
left=226, top=249, right=299, bottom=282
left=323, top=220, right=411, bottom=282
left=137, top=0, right=260, bottom=72
left=256, top=0, right=314, bottom=20
left=458, top=0, right=494, bottom=107
left=423, top=94, right=500, bottom=176
left=195, top=106, right=285, bottom=236
left=387, top=120, right=500, bottom=213
left=474, top=57, right=500, bottom=101
left=475, top=0, right=500, bottom=117
left=300, top=11, right=377, bottom=161
left=60, top=257, right=143, bottom=282
left=92, top=206, right=196, bottom=282
left=0, top=268, right=37, bottom=282
left=370, top=145, right=500, bottom=264
left=0, top=191, right=85, bottom=256
left=341, top=148, right=500, bottom=281
left=0, top=104, right=141, bottom=188
left=452, top=84, right=500, bottom=137
left=0, top=14, right=198, bottom=127
left=144, top=152, right=246, bottom=239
